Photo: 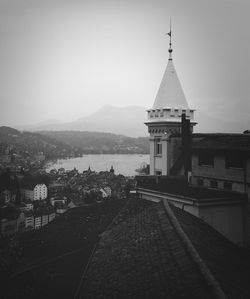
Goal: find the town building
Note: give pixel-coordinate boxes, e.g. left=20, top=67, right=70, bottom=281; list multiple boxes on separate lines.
left=104, top=186, right=112, bottom=197
left=24, top=210, right=34, bottom=230
left=1, top=218, right=17, bottom=236
left=34, top=212, right=42, bottom=229
left=21, top=179, right=47, bottom=201
left=0, top=206, right=25, bottom=236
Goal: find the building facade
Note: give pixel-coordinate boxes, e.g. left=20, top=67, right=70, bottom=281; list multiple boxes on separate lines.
left=21, top=183, right=47, bottom=201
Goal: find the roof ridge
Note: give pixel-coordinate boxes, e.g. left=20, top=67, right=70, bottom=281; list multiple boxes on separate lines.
left=162, top=199, right=227, bottom=299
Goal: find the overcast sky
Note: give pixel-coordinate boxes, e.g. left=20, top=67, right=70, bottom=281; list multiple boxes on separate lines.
left=0, top=0, right=249, bottom=128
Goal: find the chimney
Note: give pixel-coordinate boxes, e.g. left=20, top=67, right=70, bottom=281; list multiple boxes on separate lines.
left=181, top=114, right=191, bottom=176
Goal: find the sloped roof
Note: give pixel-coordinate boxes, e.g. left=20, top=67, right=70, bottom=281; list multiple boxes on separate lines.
left=153, top=59, right=189, bottom=110
left=79, top=198, right=250, bottom=298
left=191, top=134, right=250, bottom=152
left=20, top=175, right=47, bottom=190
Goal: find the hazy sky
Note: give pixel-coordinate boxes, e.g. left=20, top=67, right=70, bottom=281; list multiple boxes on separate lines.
left=0, top=0, right=249, bottom=127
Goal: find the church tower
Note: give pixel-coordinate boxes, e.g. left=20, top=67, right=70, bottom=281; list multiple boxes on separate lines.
left=145, top=27, right=196, bottom=176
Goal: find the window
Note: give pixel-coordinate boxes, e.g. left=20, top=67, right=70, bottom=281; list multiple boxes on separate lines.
left=210, top=180, right=218, bottom=188
left=225, top=153, right=244, bottom=169
left=155, top=138, right=162, bottom=155
left=224, top=182, right=232, bottom=191
left=197, top=178, right=204, bottom=186
left=198, top=151, right=214, bottom=167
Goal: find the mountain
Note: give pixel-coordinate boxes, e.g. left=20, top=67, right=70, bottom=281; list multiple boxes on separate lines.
left=74, top=105, right=148, bottom=137
left=17, top=105, right=148, bottom=137
left=16, top=105, right=249, bottom=136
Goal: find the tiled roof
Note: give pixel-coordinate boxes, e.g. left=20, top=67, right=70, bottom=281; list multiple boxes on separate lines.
left=79, top=198, right=250, bottom=298
left=172, top=204, right=250, bottom=298
left=191, top=134, right=250, bottom=152
left=20, top=175, right=47, bottom=190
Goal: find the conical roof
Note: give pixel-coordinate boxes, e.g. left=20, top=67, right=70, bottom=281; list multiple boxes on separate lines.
left=152, top=59, right=189, bottom=110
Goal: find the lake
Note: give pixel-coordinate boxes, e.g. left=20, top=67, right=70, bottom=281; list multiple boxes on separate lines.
left=46, top=154, right=149, bottom=176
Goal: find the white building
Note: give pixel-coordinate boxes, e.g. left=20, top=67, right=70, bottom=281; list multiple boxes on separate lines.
left=24, top=211, right=34, bottom=230
left=34, top=214, right=42, bottom=229
left=21, top=183, right=47, bottom=201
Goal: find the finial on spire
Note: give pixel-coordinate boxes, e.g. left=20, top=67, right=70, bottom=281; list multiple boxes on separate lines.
left=166, top=18, right=172, bottom=60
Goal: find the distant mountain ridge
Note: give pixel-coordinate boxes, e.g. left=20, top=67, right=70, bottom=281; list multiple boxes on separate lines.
left=16, top=104, right=249, bottom=136
left=17, top=105, right=148, bottom=138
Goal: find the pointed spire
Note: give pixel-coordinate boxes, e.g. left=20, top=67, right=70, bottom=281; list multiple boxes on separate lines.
left=153, top=21, right=189, bottom=110
left=167, top=18, right=173, bottom=60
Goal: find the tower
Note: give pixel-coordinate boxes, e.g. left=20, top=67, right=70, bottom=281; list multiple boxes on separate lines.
left=145, top=26, right=196, bottom=176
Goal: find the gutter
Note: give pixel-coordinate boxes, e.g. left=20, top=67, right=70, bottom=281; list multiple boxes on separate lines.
left=137, top=187, right=246, bottom=207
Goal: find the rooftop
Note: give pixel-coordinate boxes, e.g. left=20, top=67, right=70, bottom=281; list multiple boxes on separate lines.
left=80, top=198, right=250, bottom=298
left=191, top=133, right=250, bottom=152
left=20, top=175, right=48, bottom=190
left=136, top=176, right=247, bottom=202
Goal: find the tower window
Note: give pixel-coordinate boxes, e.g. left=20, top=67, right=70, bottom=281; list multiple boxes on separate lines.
left=155, top=138, right=162, bottom=155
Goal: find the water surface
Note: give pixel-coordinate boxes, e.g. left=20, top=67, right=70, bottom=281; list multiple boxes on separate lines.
left=46, top=154, right=149, bottom=176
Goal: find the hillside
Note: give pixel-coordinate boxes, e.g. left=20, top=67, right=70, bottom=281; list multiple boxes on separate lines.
left=38, top=131, right=149, bottom=154
left=0, top=126, right=83, bottom=160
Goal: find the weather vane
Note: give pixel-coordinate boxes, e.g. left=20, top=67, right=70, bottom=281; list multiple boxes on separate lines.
left=166, top=18, right=172, bottom=60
